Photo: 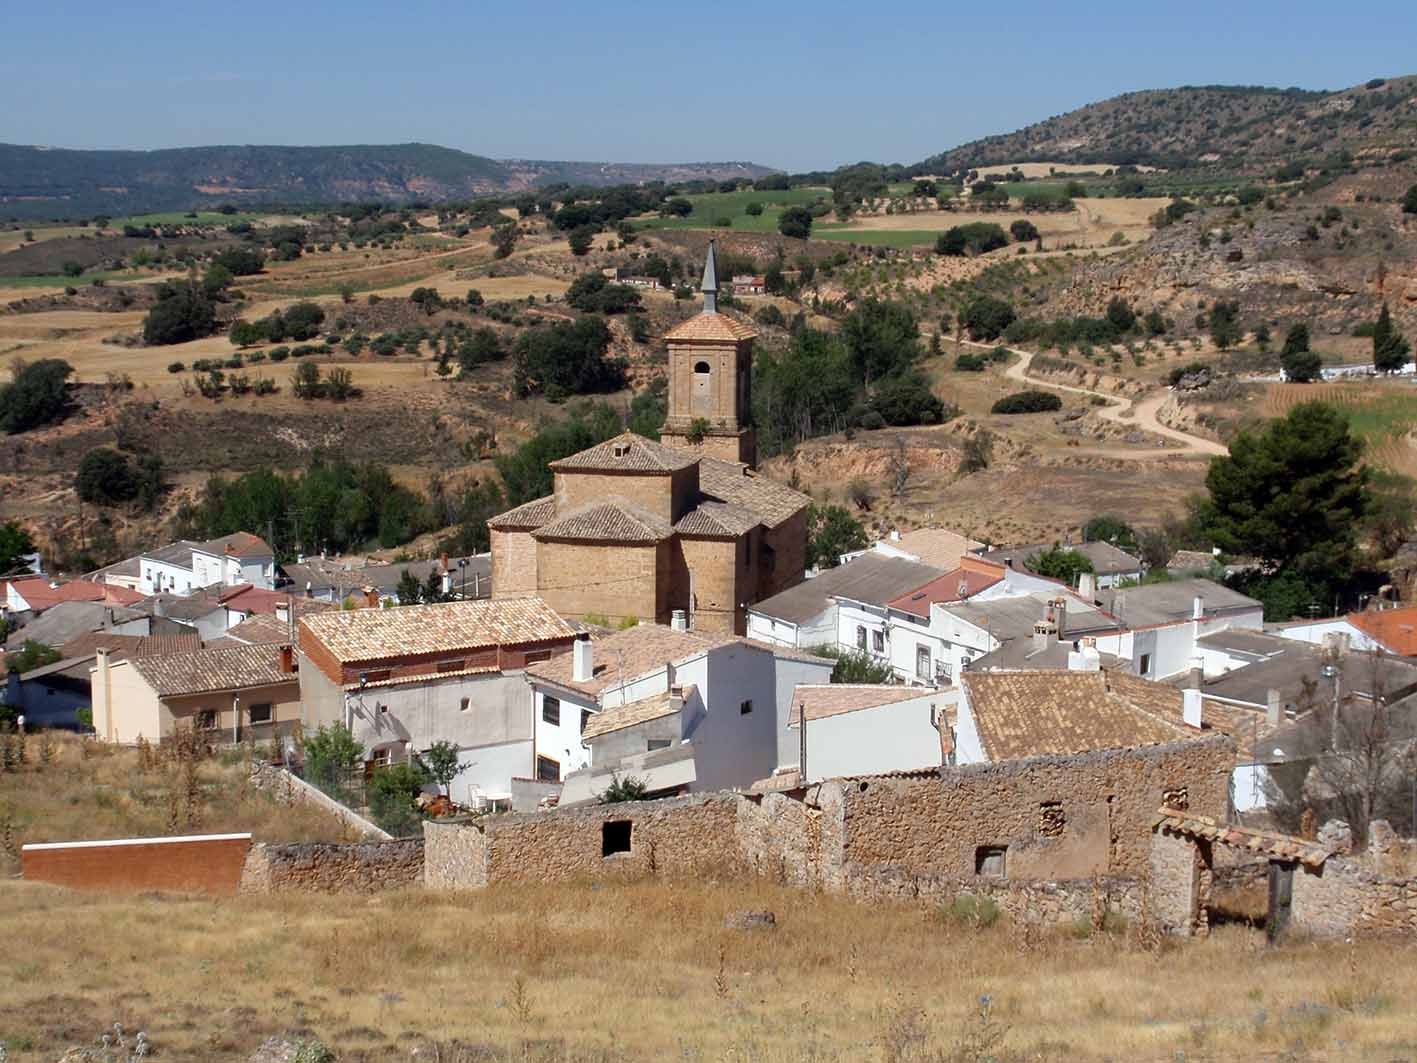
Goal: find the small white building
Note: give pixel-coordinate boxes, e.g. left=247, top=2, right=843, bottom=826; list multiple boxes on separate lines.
left=788, top=684, right=953, bottom=782
left=137, top=532, right=275, bottom=597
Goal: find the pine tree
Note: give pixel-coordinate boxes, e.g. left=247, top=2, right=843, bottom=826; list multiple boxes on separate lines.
left=1281, top=323, right=1310, bottom=357
left=1372, top=303, right=1411, bottom=374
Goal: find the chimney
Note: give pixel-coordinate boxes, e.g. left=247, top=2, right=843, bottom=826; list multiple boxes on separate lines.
left=1032, top=620, right=1053, bottom=653
left=304, top=580, right=313, bottom=598
left=1049, top=596, right=1067, bottom=638
left=665, top=660, right=676, bottom=691
left=1078, top=571, right=1096, bottom=601
left=95, top=649, right=111, bottom=738
left=363, top=586, right=378, bottom=609
left=275, top=600, right=290, bottom=623
left=1067, top=640, right=1101, bottom=672
left=225, top=543, right=235, bottom=556
left=669, top=686, right=685, bottom=714
left=889, top=528, right=902, bottom=542
left=441, top=569, right=454, bottom=596
left=1192, top=595, right=1204, bottom=621
left=278, top=645, right=295, bottom=674
left=153, top=596, right=167, bottom=618
left=1265, top=688, right=1283, bottom=728
left=671, top=609, right=688, bottom=632
left=1182, top=687, right=1203, bottom=729
left=572, top=634, right=593, bottom=683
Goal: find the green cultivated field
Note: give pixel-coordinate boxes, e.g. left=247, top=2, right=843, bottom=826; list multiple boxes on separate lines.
left=108, top=211, right=272, bottom=228
left=635, top=186, right=831, bottom=233
left=813, top=227, right=939, bottom=248
left=0, top=269, right=153, bottom=288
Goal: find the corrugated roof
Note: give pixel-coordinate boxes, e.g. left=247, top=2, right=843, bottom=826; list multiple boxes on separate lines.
left=582, top=685, right=693, bottom=740
left=549, top=432, right=698, bottom=473
left=299, top=597, right=574, bottom=664
left=751, top=554, right=945, bottom=625
left=532, top=499, right=674, bottom=543
left=663, top=312, right=758, bottom=343
left=487, top=495, right=557, bottom=531
left=1099, top=579, right=1261, bottom=628
left=131, top=643, right=295, bottom=697
left=962, top=669, right=1191, bottom=761
left=788, top=684, right=945, bottom=725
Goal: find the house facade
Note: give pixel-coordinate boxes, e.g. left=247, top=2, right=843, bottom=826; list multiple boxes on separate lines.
left=297, top=598, right=577, bottom=807
left=788, top=684, right=952, bottom=783
left=137, top=533, right=274, bottom=598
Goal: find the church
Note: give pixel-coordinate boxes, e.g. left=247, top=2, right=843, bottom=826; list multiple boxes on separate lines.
left=488, top=242, right=810, bottom=634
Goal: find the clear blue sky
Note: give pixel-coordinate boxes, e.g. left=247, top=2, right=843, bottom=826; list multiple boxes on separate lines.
left=6, top=1, right=1415, bottom=171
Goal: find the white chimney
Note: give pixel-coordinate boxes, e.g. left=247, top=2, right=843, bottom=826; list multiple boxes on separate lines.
left=1192, top=595, right=1204, bottom=620
left=1078, top=571, right=1096, bottom=601
left=1265, top=688, right=1283, bottom=728
left=1183, top=687, right=1203, bottom=729
left=889, top=529, right=902, bottom=542
left=1067, top=640, right=1101, bottom=672
left=441, top=570, right=453, bottom=596
left=671, top=609, right=688, bottom=633
left=572, top=634, right=593, bottom=682
left=275, top=600, right=290, bottom=623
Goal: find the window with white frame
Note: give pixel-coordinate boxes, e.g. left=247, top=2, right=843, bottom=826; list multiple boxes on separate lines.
left=872, top=629, right=885, bottom=654
left=915, top=644, right=931, bottom=680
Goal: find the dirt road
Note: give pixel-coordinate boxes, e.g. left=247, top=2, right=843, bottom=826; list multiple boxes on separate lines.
left=996, top=346, right=1228, bottom=458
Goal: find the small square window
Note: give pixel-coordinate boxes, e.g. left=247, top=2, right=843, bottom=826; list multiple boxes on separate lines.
left=195, top=710, right=218, bottom=731
left=975, top=845, right=1007, bottom=877
left=248, top=703, right=273, bottom=725
left=1039, top=801, right=1065, bottom=838
left=602, top=819, right=632, bottom=856
left=371, top=747, right=392, bottom=768
left=459, top=697, right=471, bottom=712
left=739, top=699, right=753, bottom=716
left=536, top=755, right=560, bottom=782
left=1162, top=786, right=1189, bottom=811
left=542, top=696, right=561, bottom=726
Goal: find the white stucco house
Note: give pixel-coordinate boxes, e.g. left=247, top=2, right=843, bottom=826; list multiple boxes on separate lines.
left=138, top=532, right=275, bottom=597
left=787, top=684, right=954, bottom=783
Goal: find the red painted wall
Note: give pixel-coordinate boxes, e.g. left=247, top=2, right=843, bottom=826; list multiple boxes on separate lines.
left=22, top=834, right=252, bottom=895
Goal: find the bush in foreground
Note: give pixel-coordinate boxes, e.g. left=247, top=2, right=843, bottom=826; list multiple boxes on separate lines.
left=991, top=390, right=1062, bottom=414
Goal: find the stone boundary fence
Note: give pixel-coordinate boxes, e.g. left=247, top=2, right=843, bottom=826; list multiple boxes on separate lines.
left=249, top=763, right=392, bottom=841
left=240, top=839, right=424, bottom=893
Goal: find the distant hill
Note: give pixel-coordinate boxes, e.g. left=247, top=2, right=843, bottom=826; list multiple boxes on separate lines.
left=916, top=77, right=1417, bottom=174
left=0, top=142, right=777, bottom=218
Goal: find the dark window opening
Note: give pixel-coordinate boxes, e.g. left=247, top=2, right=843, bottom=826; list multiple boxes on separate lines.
left=975, top=845, right=1007, bottom=877
left=1139, top=653, right=1151, bottom=676
left=602, top=819, right=632, bottom=856
left=581, top=709, right=591, bottom=733
left=739, top=699, right=753, bottom=715
left=248, top=703, right=273, bottom=725
left=195, top=710, right=218, bottom=731
left=648, top=738, right=671, bottom=751
left=694, top=361, right=711, bottom=375
left=536, top=755, right=560, bottom=782
left=542, top=696, right=561, bottom=726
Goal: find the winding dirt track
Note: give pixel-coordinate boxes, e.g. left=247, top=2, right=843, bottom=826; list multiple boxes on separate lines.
left=989, top=344, right=1229, bottom=459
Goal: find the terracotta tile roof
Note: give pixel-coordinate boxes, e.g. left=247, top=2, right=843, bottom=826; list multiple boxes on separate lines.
left=888, top=528, right=985, bottom=570
left=961, top=669, right=1190, bottom=761
left=674, top=500, right=762, bottom=538
left=1153, top=808, right=1332, bottom=867
left=487, top=495, right=557, bottom=531
left=698, top=457, right=809, bottom=529
left=224, top=614, right=298, bottom=645
left=218, top=584, right=335, bottom=618
left=549, top=432, right=698, bottom=473
left=131, top=643, right=295, bottom=697
left=196, top=531, right=273, bottom=558
left=299, top=597, right=574, bottom=664
left=3, top=578, right=109, bottom=612
left=582, top=685, right=693, bottom=740
left=887, top=566, right=1002, bottom=618
left=532, top=499, right=674, bottom=543
left=663, top=311, right=758, bottom=343
left=59, top=632, right=203, bottom=661
left=788, top=684, right=946, bottom=725
left=1349, top=606, right=1417, bottom=656
left=526, top=623, right=734, bottom=699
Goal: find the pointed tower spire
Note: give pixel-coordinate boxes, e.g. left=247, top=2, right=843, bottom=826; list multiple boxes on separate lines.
left=701, top=239, right=719, bottom=314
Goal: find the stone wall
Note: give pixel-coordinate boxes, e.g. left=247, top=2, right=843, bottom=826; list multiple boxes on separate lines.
left=536, top=539, right=667, bottom=626
left=425, top=818, right=489, bottom=889
left=490, top=529, right=538, bottom=599
left=1291, top=831, right=1417, bottom=937
left=249, top=763, right=392, bottom=841
left=240, top=839, right=423, bottom=893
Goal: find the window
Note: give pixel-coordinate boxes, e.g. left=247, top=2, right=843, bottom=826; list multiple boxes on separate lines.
left=581, top=709, right=591, bottom=733
left=459, top=697, right=471, bottom=712
left=872, top=629, right=885, bottom=654
left=739, top=699, right=753, bottom=716
left=542, top=696, right=561, bottom=726
left=371, top=747, right=392, bottom=768
left=195, top=710, right=218, bottom=731
left=1039, top=802, right=1065, bottom=838
left=436, top=658, right=466, bottom=673
left=248, top=703, right=273, bottom=725
left=536, top=755, right=560, bottom=782
left=975, top=846, right=1007, bottom=877
left=915, top=645, right=932, bottom=680
left=363, top=669, right=391, bottom=684
left=1139, top=653, right=1151, bottom=676
left=856, top=625, right=867, bottom=649
left=602, top=819, right=632, bottom=856
left=648, top=738, right=671, bottom=751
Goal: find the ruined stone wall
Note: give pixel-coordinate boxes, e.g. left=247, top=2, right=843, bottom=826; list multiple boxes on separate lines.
left=831, top=738, right=1233, bottom=885
left=239, top=839, right=423, bottom=893
left=424, top=819, right=489, bottom=889
left=1292, top=855, right=1417, bottom=937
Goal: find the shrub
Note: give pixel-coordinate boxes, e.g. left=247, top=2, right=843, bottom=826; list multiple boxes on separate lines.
left=1009, top=219, right=1039, bottom=243
left=955, top=353, right=987, bottom=371
left=167, top=361, right=185, bottom=374
left=868, top=371, right=949, bottom=426
left=75, top=447, right=139, bottom=505
left=267, top=347, right=290, bottom=362
left=959, top=295, right=1016, bottom=341
left=143, top=281, right=216, bottom=345
left=778, top=206, right=813, bottom=239
left=991, top=389, right=1062, bottom=414
left=0, top=358, right=73, bottom=434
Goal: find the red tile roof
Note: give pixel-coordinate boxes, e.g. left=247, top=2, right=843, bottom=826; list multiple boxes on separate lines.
left=4, top=578, right=107, bottom=612
left=1348, top=606, right=1417, bottom=656
left=886, top=566, right=1002, bottom=618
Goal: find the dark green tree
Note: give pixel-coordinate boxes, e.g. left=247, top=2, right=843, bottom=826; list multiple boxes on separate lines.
left=491, top=223, right=518, bottom=259
left=1282, top=323, right=1311, bottom=357
left=598, top=772, right=650, bottom=803
left=1082, top=515, right=1138, bottom=551
left=1208, top=301, right=1243, bottom=350
left=494, top=402, right=623, bottom=506
left=567, top=225, right=596, bottom=256
left=778, top=206, right=813, bottom=239
left=1282, top=347, right=1323, bottom=382
left=1029, top=546, right=1094, bottom=586
left=806, top=645, right=895, bottom=683
left=1009, top=219, right=1039, bottom=243
left=75, top=447, right=139, bottom=506
left=1403, top=184, right=1417, bottom=214
left=0, top=358, right=73, bottom=434
left=1201, top=401, right=1369, bottom=586
left=806, top=503, right=868, bottom=569
left=959, top=296, right=1016, bottom=341
left=1105, top=296, right=1136, bottom=333
left=512, top=318, right=625, bottom=400
left=143, top=281, right=216, bottom=346
left=1372, top=303, right=1411, bottom=374
left=418, top=741, right=467, bottom=797
left=0, top=521, right=36, bottom=577
left=841, top=298, right=920, bottom=385
left=301, top=723, right=364, bottom=788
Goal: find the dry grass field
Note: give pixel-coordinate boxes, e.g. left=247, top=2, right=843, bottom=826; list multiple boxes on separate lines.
left=2, top=873, right=1414, bottom=1062
left=832, top=198, right=1169, bottom=251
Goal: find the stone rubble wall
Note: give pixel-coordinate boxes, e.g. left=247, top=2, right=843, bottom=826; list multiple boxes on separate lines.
left=424, top=819, right=489, bottom=890
left=239, top=839, right=423, bottom=893
left=249, top=763, right=392, bottom=841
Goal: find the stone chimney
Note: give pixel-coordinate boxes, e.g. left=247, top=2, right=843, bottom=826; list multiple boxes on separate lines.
left=1265, top=688, right=1283, bottom=728
left=572, top=634, right=594, bottom=683
left=1048, top=596, right=1067, bottom=638
left=363, top=586, right=378, bottom=609
left=278, top=645, right=295, bottom=674
left=1182, top=687, right=1203, bottom=729
left=1078, top=571, right=1096, bottom=601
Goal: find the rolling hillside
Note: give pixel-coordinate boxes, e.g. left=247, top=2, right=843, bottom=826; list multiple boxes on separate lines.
left=0, top=142, right=777, bottom=217
left=917, top=76, right=1417, bottom=174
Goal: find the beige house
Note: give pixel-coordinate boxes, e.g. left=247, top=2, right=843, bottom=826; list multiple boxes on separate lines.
left=91, top=643, right=301, bottom=744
